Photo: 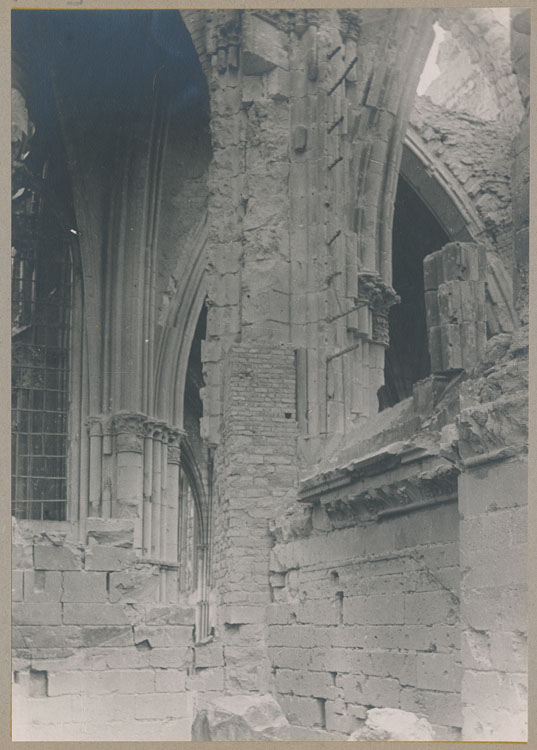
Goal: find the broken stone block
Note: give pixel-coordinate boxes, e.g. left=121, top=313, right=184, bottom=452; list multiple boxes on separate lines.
left=33, top=543, right=83, bottom=571
left=108, top=565, right=160, bottom=604
left=348, top=707, right=435, bottom=741
left=85, top=545, right=136, bottom=572
left=191, top=693, right=290, bottom=741
left=424, top=243, right=487, bottom=373
left=85, top=518, right=134, bottom=548
left=241, top=15, right=288, bottom=75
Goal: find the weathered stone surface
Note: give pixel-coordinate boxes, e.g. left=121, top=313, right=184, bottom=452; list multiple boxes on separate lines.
left=85, top=545, right=136, bottom=572
left=23, top=571, right=62, bottom=602
left=62, top=572, right=107, bottom=603
left=348, top=707, right=435, bottom=741
left=85, top=518, right=134, bottom=548
left=142, top=605, right=196, bottom=626
left=424, top=243, right=487, bottom=373
left=241, top=14, right=289, bottom=75
left=108, top=566, right=160, bottom=604
left=192, top=694, right=290, bottom=741
left=33, top=544, right=83, bottom=571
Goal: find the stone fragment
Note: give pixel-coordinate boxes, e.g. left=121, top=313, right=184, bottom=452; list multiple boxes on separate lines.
left=192, top=693, right=290, bottom=741
left=348, top=707, right=435, bottom=741
left=241, top=15, right=288, bottom=75
left=109, top=565, right=160, bottom=604
left=85, top=518, right=134, bottom=548
left=424, top=243, right=487, bottom=373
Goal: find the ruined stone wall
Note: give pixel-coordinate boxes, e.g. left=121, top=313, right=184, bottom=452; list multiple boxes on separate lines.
left=267, top=502, right=461, bottom=740
left=427, top=8, right=523, bottom=127
left=455, top=328, right=528, bottom=741
left=201, top=9, right=436, bottom=452
left=410, top=96, right=514, bottom=269
left=12, top=519, right=199, bottom=741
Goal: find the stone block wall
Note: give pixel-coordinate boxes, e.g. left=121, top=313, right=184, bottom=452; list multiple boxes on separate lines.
left=267, top=501, right=461, bottom=740
left=458, top=457, right=527, bottom=741
left=12, top=519, right=203, bottom=741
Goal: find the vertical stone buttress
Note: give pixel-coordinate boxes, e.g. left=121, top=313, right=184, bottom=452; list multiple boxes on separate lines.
left=457, top=408, right=528, bottom=740
left=201, top=9, right=435, bottom=692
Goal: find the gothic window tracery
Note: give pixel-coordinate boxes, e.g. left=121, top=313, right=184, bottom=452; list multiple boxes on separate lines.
left=11, top=101, right=73, bottom=521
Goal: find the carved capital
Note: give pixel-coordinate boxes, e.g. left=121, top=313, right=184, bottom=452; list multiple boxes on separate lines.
left=87, top=415, right=104, bottom=438
left=143, top=419, right=169, bottom=441
left=206, top=9, right=241, bottom=72
left=337, top=9, right=361, bottom=41
left=358, top=272, right=399, bottom=311
left=357, top=273, right=399, bottom=345
left=111, top=412, right=147, bottom=453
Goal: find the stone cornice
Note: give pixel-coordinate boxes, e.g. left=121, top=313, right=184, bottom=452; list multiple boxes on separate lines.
left=299, top=440, right=459, bottom=522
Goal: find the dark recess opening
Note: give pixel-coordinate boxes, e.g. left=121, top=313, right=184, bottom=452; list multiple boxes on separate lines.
left=184, top=303, right=207, bottom=425
left=379, top=177, right=450, bottom=410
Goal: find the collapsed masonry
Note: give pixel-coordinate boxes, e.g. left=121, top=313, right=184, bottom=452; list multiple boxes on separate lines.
left=12, top=7, right=528, bottom=742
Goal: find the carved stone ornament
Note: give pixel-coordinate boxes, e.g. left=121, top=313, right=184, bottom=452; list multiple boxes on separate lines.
left=298, top=441, right=459, bottom=524
left=87, top=416, right=104, bottom=437
left=337, top=9, right=362, bottom=41
left=358, top=272, right=400, bottom=311
left=206, top=10, right=241, bottom=73
left=372, top=310, right=390, bottom=346
left=167, top=427, right=186, bottom=464
left=357, top=272, right=400, bottom=345
left=111, top=412, right=147, bottom=453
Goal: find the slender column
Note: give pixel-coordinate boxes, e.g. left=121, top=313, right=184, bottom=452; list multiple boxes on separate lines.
left=151, top=427, right=163, bottom=559
left=111, top=413, right=146, bottom=536
left=87, top=417, right=103, bottom=517
left=166, top=430, right=183, bottom=563
left=159, top=426, right=169, bottom=561
left=142, top=424, right=153, bottom=556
